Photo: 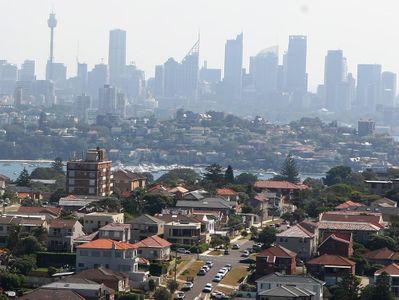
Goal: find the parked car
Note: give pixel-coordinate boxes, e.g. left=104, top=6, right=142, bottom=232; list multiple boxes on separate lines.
left=197, top=269, right=207, bottom=276
left=201, top=265, right=210, bottom=272
left=211, top=291, right=227, bottom=299
left=232, top=243, right=240, bottom=249
left=241, top=250, right=250, bottom=257
left=177, top=248, right=191, bottom=254
left=224, top=249, right=230, bottom=255
left=182, top=282, right=194, bottom=290
left=205, top=261, right=214, bottom=268
left=175, top=291, right=185, bottom=300
left=246, top=247, right=254, bottom=253
left=213, top=274, right=223, bottom=282
left=224, top=264, right=232, bottom=271
left=203, top=283, right=212, bottom=293
left=239, top=258, right=256, bottom=264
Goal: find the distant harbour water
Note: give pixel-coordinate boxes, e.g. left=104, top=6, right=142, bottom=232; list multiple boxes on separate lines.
left=0, top=160, right=324, bottom=182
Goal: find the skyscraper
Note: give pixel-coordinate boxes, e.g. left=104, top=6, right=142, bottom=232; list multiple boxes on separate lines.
left=163, top=58, right=179, bottom=97
left=46, top=13, right=57, bottom=81
left=153, top=65, right=164, bottom=97
left=324, top=50, right=347, bottom=111
left=381, top=71, right=397, bottom=107
left=179, top=39, right=199, bottom=98
left=356, top=64, right=381, bottom=111
left=19, top=60, right=35, bottom=81
left=88, top=63, right=108, bottom=100
left=223, top=33, right=243, bottom=100
left=108, top=29, right=126, bottom=86
left=251, top=46, right=279, bottom=96
left=98, top=84, right=117, bottom=114
left=284, top=35, right=307, bottom=94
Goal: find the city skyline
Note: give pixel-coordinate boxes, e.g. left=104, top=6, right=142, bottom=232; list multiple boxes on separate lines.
left=1, top=0, right=399, bottom=91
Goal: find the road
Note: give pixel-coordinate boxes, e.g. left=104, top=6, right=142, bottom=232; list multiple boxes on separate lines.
left=181, top=238, right=255, bottom=300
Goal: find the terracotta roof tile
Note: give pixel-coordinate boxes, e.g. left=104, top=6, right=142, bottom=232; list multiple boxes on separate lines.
left=364, top=248, right=395, bottom=260
left=277, top=224, right=314, bottom=238
left=257, top=245, right=297, bottom=262
left=17, top=206, right=61, bottom=216
left=254, top=180, right=308, bottom=190
left=335, top=200, right=364, bottom=210
left=375, top=263, right=399, bottom=276
left=76, top=239, right=137, bottom=250
left=307, top=254, right=355, bottom=266
left=133, top=235, right=171, bottom=248
left=216, top=188, right=238, bottom=196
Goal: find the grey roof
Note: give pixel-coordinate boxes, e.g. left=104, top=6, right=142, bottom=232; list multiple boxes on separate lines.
left=176, top=198, right=234, bottom=210
left=127, top=214, right=164, bottom=225
left=256, top=272, right=325, bottom=286
left=258, top=285, right=316, bottom=297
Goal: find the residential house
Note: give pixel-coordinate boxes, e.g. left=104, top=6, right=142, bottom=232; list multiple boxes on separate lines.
left=183, top=189, right=208, bottom=200
left=58, top=195, right=106, bottom=212
left=7, top=185, right=42, bottom=200
left=374, top=264, right=399, bottom=298
left=128, top=214, right=165, bottom=242
left=72, top=267, right=130, bottom=292
left=18, top=288, right=86, bottom=300
left=168, top=186, right=189, bottom=199
left=250, top=193, right=268, bottom=221
left=364, top=248, right=399, bottom=266
left=318, top=211, right=385, bottom=243
left=276, top=224, right=318, bottom=260
left=318, top=233, right=353, bottom=257
left=20, top=278, right=115, bottom=300
left=112, top=169, right=146, bottom=196
left=216, top=188, right=239, bottom=201
left=254, top=180, right=308, bottom=196
left=306, top=254, right=356, bottom=285
left=156, top=214, right=211, bottom=245
left=11, top=206, right=61, bottom=220
left=83, top=212, right=124, bottom=234
left=47, top=219, right=84, bottom=252
left=99, top=223, right=131, bottom=242
left=371, top=197, right=397, bottom=208
left=335, top=200, right=365, bottom=210
left=258, top=285, right=316, bottom=300
left=365, top=180, right=394, bottom=195
left=256, top=245, right=297, bottom=278
left=256, top=272, right=325, bottom=300
left=133, top=235, right=171, bottom=261
left=76, top=239, right=148, bottom=285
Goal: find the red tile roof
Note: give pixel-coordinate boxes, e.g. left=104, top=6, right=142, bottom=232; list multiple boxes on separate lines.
left=307, top=254, right=355, bottom=266
left=257, top=245, right=296, bottom=262
left=335, top=200, right=364, bottom=210
left=216, top=188, right=238, bottom=197
left=77, top=239, right=137, bottom=250
left=17, top=206, right=61, bottom=216
left=254, top=180, right=307, bottom=190
left=375, top=263, right=399, bottom=276
left=319, top=234, right=351, bottom=249
left=364, top=248, right=396, bottom=260
left=320, top=212, right=384, bottom=228
left=277, top=224, right=314, bottom=238
left=133, top=235, right=171, bottom=248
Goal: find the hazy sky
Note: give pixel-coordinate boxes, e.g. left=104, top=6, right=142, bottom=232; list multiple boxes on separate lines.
left=1, top=0, right=398, bottom=90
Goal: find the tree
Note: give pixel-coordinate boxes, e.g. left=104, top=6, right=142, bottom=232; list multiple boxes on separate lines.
left=372, top=272, right=395, bottom=300
left=203, top=164, right=224, bottom=185
left=142, top=193, right=175, bottom=215
left=366, top=235, right=396, bottom=251
left=324, top=166, right=352, bottom=186
left=167, top=279, right=179, bottom=293
left=156, top=168, right=200, bottom=186
left=52, top=157, right=64, bottom=173
left=154, top=287, right=172, bottom=300
left=235, top=173, right=258, bottom=185
left=225, top=165, right=235, bottom=184
left=257, top=227, right=277, bottom=248
left=0, top=272, right=25, bottom=291
left=50, top=188, right=67, bottom=203
left=277, top=154, right=299, bottom=183
left=11, top=255, right=36, bottom=275
left=17, top=236, right=45, bottom=255
left=332, top=273, right=361, bottom=300
left=16, top=168, right=30, bottom=186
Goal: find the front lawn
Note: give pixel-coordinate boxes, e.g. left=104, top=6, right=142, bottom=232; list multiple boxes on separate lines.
left=220, top=266, right=248, bottom=287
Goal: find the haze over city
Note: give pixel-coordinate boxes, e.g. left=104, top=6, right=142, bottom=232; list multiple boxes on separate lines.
left=2, top=0, right=399, bottom=90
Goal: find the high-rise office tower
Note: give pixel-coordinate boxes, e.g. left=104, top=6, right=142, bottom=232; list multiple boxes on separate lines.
left=0, top=61, right=18, bottom=94
left=108, top=29, right=126, bottom=86
left=66, top=148, right=113, bottom=196
left=19, top=60, right=35, bottom=81
left=98, top=84, right=117, bottom=114
left=120, top=64, right=145, bottom=100
left=75, top=94, right=92, bottom=121
left=284, top=35, right=307, bottom=93
left=224, top=33, right=243, bottom=99
left=381, top=71, right=397, bottom=107
left=324, top=50, right=347, bottom=111
left=88, top=63, right=108, bottom=100
left=179, top=39, right=199, bottom=98
left=163, top=58, right=179, bottom=97
left=46, top=13, right=57, bottom=81
left=199, top=61, right=221, bottom=84
left=251, top=46, right=279, bottom=96
left=153, top=65, right=164, bottom=97
left=356, top=64, right=381, bottom=111
left=116, top=93, right=127, bottom=118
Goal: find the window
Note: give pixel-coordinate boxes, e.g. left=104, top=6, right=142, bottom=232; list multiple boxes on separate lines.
left=89, top=187, right=95, bottom=194
left=115, top=251, right=122, bottom=258
left=0, top=226, right=3, bottom=231
left=68, top=179, right=75, bottom=185
left=279, top=238, right=283, bottom=242
left=103, top=251, right=111, bottom=257
left=68, top=187, right=74, bottom=193
left=89, top=179, right=95, bottom=186
left=91, top=250, right=101, bottom=257
left=80, top=250, right=88, bottom=256
left=68, top=170, right=75, bottom=177
left=138, top=250, right=142, bottom=254
left=78, top=263, right=85, bottom=267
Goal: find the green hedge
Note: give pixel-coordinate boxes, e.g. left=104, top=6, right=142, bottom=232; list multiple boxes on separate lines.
left=149, top=263, right=168, bottom=276
left=36, top=252, right=76, bottom=268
